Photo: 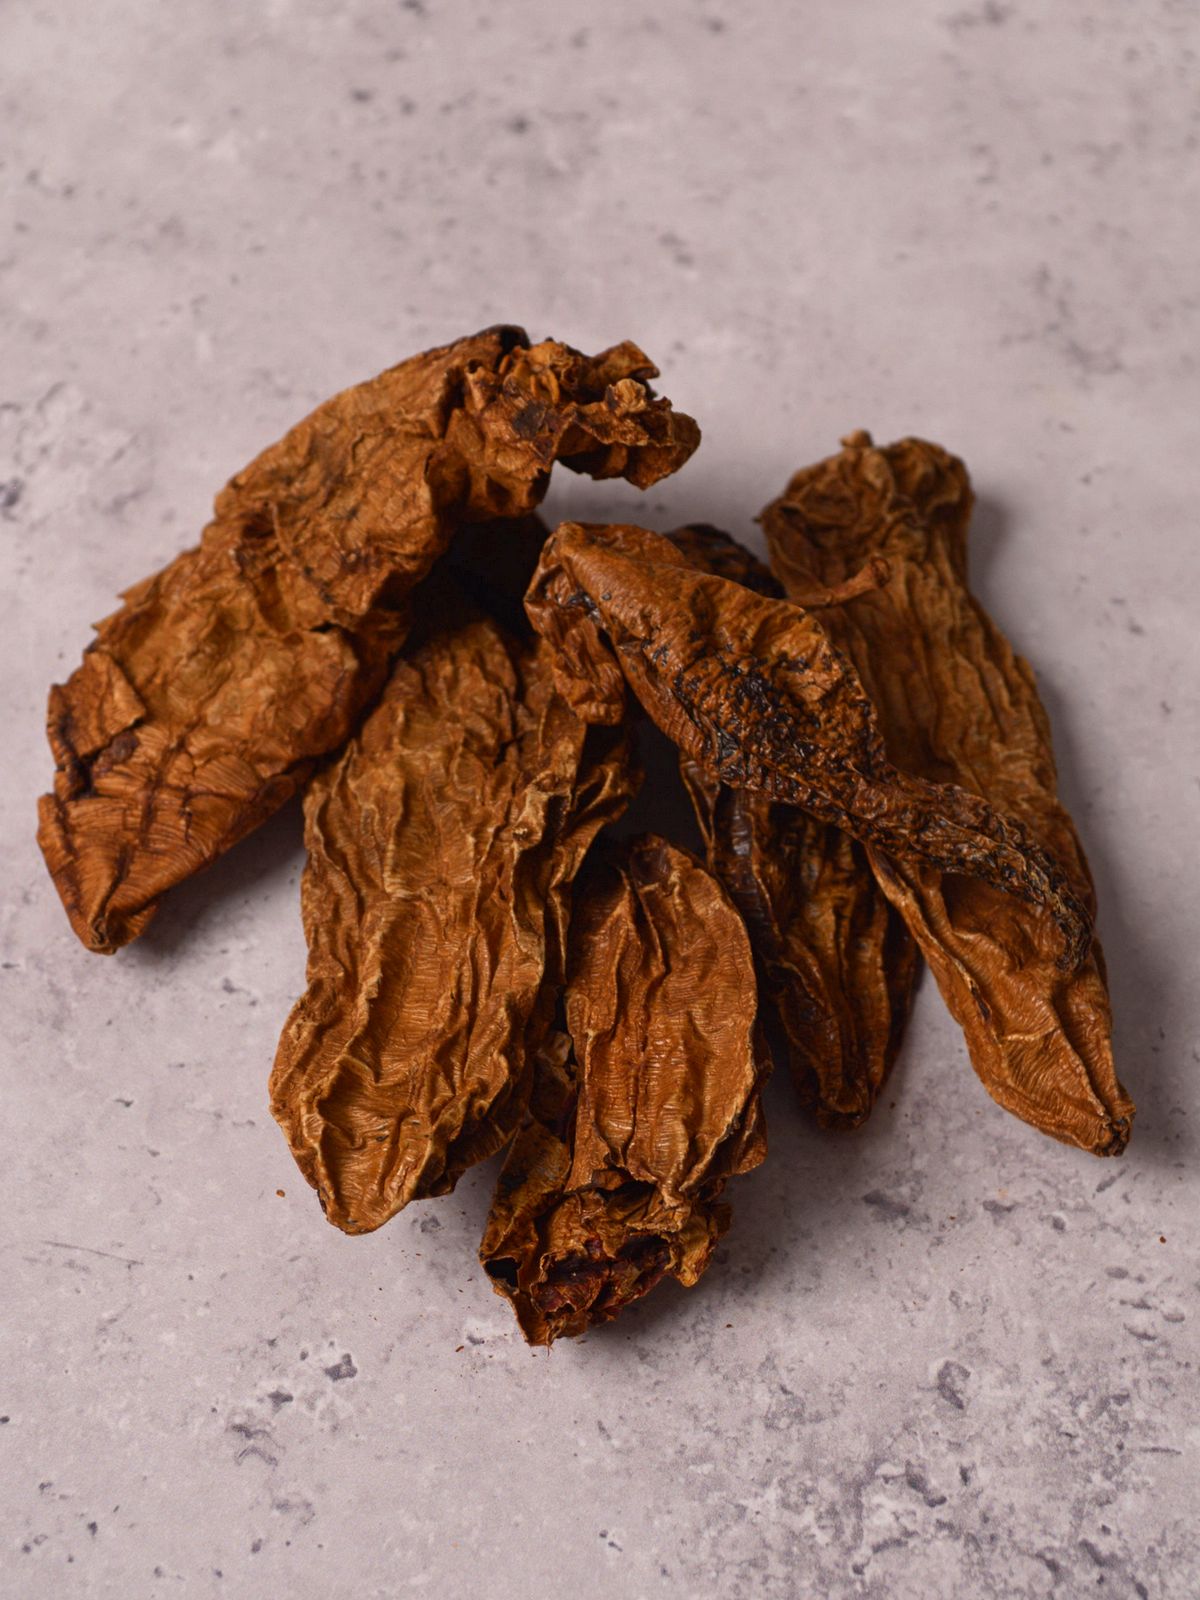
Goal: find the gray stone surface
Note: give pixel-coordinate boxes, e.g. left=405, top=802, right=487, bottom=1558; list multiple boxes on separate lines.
left=3, top=1, right=1198, bottom=1595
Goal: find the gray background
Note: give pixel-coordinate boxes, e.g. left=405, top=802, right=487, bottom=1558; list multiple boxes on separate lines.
left=3, top=2, right=1198, bottom=1596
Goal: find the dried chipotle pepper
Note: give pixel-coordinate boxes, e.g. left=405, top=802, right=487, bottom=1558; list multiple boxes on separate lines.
left=481, top=835, right=766, bottom=1345
left=761, top=432, right=1132, bottom=1154
left=525, top=520, right=1093, bottom=966
left=666, top=524, right=918, bottom=1128
left=269, top=574, right=636, bottom=1231
left=38, top=328, right=697, bottom=953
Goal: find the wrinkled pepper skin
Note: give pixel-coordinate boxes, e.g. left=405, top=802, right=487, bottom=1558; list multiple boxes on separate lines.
left=666, top=524, right=916, bottom=1128
left=38, top=328, right=698, bottom=953
left=481, top=835, right=767, bottom=1345
left=270, top=579, right=636, bottom=1232
left=762, top=432, right=1132, bottom=1154
left=525, top=520, right=1093, bottom=967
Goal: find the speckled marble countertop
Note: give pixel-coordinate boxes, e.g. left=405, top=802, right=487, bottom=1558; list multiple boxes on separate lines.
left=3, top=2, right=1199, bottom=1596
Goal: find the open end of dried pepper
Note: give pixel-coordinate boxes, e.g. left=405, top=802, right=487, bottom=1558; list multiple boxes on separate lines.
left=486, top=1220, right=677, bottom=1344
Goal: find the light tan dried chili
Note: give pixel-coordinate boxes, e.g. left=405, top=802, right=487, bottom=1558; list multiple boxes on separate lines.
left=269, top=573, right=636, bottom=1231
left=481, top=834, right=767, bottom=1344
left=666, top=523, right=918, bottom=1128
left=38, top=328, right=698, bottom=953
left=524, top=519, right=1093, bottom=967
left=761, top=432, right=1132, bottom=1154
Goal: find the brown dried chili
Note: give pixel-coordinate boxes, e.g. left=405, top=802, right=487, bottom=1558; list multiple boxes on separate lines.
left=269, top=574, right=636, bottom=1232
left=761, top=432, right=1132, bottom=1154
left=666, top=524, right=918, bottom=1128
left=524, top=520, right=1093, bottom=967
left=481, top=835, right=766, bottom=1345
left=38, top=328, right=698, bottom=954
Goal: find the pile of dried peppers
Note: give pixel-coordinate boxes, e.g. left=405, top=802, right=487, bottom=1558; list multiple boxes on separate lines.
left=37, top=328, right=1132, bottom=1344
